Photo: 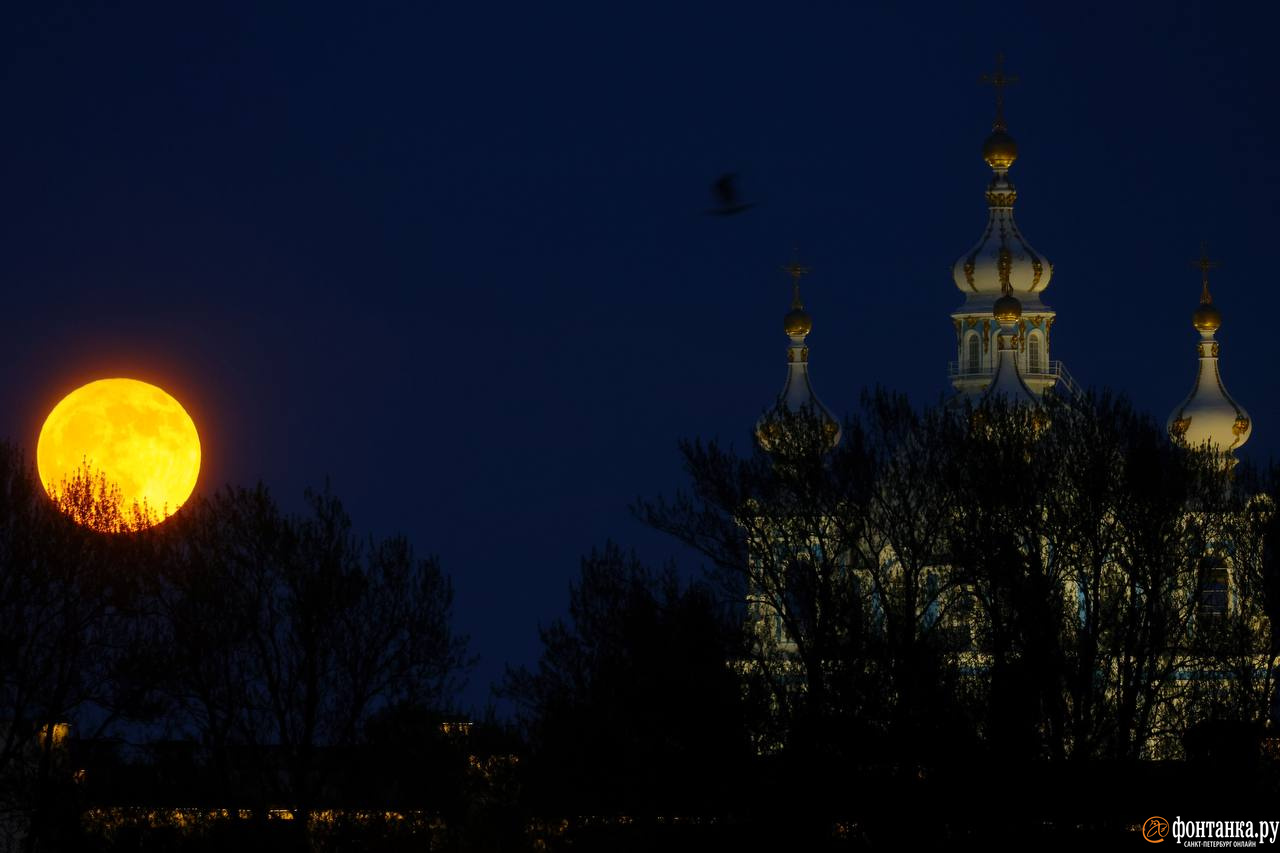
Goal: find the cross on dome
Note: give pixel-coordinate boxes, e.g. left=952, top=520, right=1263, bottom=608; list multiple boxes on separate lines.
left=782, top=256, right=810, bottom=310
left=980, top=53, right=1018, bottom=132
left=757, top=254, right=840, bottom=451
left=1193, top=241, right=1218, bottom=304
left=1169, top=244, right=1249, bottom=459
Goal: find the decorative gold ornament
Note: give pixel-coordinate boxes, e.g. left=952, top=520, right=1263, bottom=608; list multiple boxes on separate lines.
left=994, top=292, right=1022, bottom=325
left=784, top=345, right=810, bottom=363
left=963, top=259, right=976, bottom=289
left=784, top=308, right=813, bottom=336
left=1233, top=416, right=1250, bottom=436
left=985, top=190, right=1017, bottom=207
left=997, top=247, right=1012, bottom=290
left=1171, top=417, right=1191, bottom=437
left=982, top=131, right=1018, bottom=169
left=1193, top=302, right=1221, bottom=332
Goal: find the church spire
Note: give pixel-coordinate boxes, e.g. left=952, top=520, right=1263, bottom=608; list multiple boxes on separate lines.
left=782, top=258, right=812, bottom=335
left=1168, top=245, right=1250, bottom=461
left=950, top=55, right=1061, bottom=398
left=756, top=256, right=841, bottom=452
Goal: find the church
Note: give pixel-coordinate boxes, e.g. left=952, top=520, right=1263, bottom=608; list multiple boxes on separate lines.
left=742, top=58, right=1270, bottom=760
left=757, top=56, right=1252, bottom=462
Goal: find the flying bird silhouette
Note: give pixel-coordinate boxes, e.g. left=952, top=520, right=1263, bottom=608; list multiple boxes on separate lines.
left=707, top=172, right=755, bottom=216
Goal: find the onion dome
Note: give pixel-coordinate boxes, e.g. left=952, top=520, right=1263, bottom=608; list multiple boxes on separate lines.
left=952, top=57, right=1051, bottom=299
left=982, top=293, right=1038, bottom=406
left=1168, top=249, right=1251, bottom=458
left=1192, top=280, right=1222, bottom=332
left=983, top=129, right=1018, bottom=170
left=1192, top=302, right=1221, bottom=332
left=993, top=292, right=1022, bottom=324
left=783, top=306, right=812, bottom=337
left=756, top=261, right=841, bottom=452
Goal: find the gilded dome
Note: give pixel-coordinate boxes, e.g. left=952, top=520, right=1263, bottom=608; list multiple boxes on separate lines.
left=983, top=129, right=1018, bottom=169
left=993, top=293, right=1022, bottom=325
left=1169, top=273, right=1249, bottom=458
left=784, top=308, right=813, bottom=337
left=1192, top=302, right=1221, bottom=333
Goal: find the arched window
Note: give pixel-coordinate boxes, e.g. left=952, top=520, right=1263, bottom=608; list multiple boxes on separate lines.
left=1198, top=564, right=1229, bottom=618
left=967, top=335, right=980, bottom=373
left=1028, top=333, right=1043, bottom=373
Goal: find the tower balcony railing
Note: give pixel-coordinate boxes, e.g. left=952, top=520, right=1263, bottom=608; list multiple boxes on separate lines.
left=947, top=359, right=1083, bottom=397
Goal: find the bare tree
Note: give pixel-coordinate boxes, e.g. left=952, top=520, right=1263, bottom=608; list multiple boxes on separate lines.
left=154, top=484, right=470, bottom=827
left=0, top=451, right=159, bottom=850
left=501, top=543, right=751, bottom=814
left=639, top=390, right=1262, bottom=768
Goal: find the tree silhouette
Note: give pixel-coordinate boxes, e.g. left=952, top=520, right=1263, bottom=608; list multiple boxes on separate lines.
left=43, top=459, right=160, bottom=533
left=0, top=446, right=160, bottom=848
left=502, top=543, right=752, bottom=815
left=150, top=484, right=471, bottom=831
left=640, top=389, right=1261, bottom=772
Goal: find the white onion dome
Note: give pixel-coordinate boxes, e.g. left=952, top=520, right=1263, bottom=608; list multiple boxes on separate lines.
left=951, top=122, right=1052, bottom=298
left=756, top=264, right=841, bottom=452
left=1168, top=272, right=1250, bottom=456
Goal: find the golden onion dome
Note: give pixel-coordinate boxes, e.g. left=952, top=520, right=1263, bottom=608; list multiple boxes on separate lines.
left=983, top=129, right=1018, bottom=169
left=1193, top=301, right=1221, bottom=332
left=993, top=293, right=1022, bottom=324
left=784, top=308, right=813, bottom=337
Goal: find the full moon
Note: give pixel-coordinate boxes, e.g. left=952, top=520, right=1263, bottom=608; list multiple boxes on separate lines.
left=36, top=378, right=201, bottom=529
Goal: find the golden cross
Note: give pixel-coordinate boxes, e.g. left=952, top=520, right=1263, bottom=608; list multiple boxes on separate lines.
left=980, top=53, right=1018, bottom=131
left=1193, top=241, right=1218, bottom=303
left=782, top=253, right=810, bottom=309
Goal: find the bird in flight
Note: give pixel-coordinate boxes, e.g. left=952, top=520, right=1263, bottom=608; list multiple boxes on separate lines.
left=707, top=172, right=755, bottom=216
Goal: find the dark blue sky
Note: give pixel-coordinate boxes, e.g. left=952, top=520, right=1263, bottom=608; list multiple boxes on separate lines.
left=0, top=2, right=1275, bottom=710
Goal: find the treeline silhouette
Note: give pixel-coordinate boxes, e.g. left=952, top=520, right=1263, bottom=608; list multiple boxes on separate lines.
left=505, top=390, right=1280, bottom=848
left=0, top=453, right=473, bottom=851
left=2, top=389, right=1279, bottom=850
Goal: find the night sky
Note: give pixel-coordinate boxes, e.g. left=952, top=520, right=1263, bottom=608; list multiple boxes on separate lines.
left=0, top=2, right=1275, bottom=710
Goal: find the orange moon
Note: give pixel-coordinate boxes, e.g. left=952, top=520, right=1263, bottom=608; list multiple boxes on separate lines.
left=36, top=378, right=201, bottom=528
